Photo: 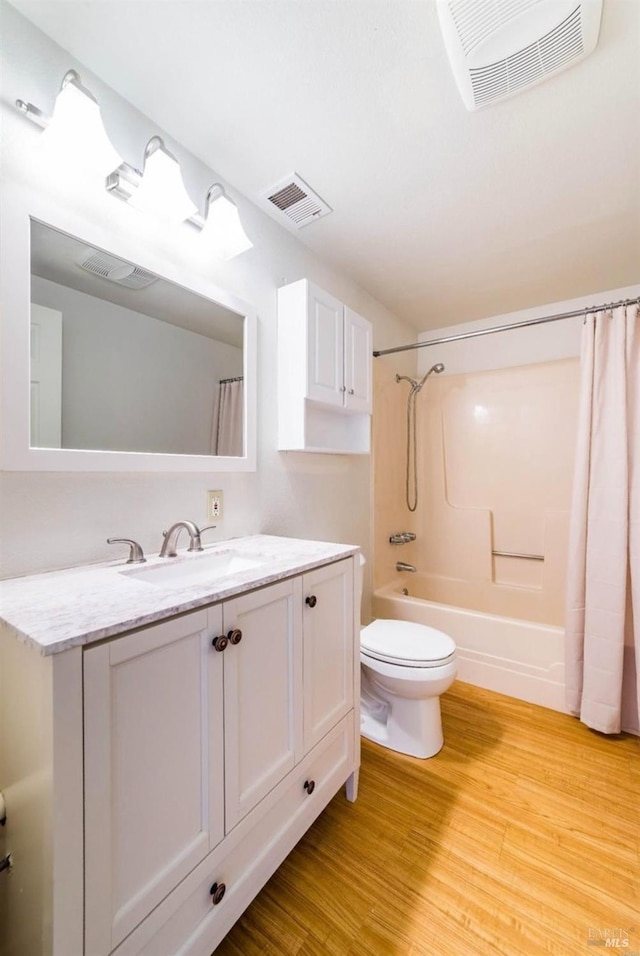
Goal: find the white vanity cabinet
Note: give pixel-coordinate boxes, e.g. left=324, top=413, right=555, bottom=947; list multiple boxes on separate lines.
left=302, top=560, right=354, bottom=751
left=0, top=549, right=359, bottom=956
left=222, top=579, right=302, bottom=831
left=277, top=279, right=372, bottom=453
left=83, top=608, right=225, bottom=956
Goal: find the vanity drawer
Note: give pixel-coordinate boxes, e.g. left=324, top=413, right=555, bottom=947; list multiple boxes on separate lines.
left=113, top=712, right=354, bottom=956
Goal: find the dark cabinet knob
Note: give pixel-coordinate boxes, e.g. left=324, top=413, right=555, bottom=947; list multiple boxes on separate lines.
left=212, top=635, right=228, bottom=652
left=210, top=881, right=226, bottom=905
left=227, top=628, right=242, bottom=645
left=303, top=779, right=315, bottom=795
left=305, top=595, right=317, bottom=608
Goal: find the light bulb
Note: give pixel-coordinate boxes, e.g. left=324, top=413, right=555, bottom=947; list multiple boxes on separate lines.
left=128, top=137, right=197, bottom=225
left=41, top=72, right=122, bottom=178
left=201, top=185, right=253, bottom=260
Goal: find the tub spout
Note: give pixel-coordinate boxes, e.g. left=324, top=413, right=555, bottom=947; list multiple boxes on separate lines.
left=396, top=562, right=417, bottom=573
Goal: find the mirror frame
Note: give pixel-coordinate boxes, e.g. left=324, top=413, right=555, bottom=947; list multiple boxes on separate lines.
left=0, top=185, right=257, bottom=472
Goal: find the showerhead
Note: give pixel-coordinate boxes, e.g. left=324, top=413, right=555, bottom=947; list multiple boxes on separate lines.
left=395, top=362, right=445, bottom=392
left=414, top=361, right=445, bottom=392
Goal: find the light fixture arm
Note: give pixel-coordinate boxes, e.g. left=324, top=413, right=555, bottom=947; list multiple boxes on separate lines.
left=145, top=135, right=174, bottom=163
left=206, top=184, right=226, bottom=206
left=15, top=99, right=48, bottom=129
left=60, top=69, right=82, bottom=92
left=16, top=70, right=96, bottom=130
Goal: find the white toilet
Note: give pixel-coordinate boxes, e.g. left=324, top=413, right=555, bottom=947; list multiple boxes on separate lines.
left=357, top=556, right=457, bottom=759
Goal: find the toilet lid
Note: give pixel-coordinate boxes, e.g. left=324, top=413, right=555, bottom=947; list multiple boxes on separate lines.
left=361, top=619, right=456, bottom=667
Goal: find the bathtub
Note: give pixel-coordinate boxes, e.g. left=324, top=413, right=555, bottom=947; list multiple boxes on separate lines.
left=372, top=575, right=567, bottom=714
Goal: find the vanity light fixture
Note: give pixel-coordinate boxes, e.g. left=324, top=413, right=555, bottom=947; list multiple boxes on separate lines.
left=199, top=184, right=253, bottom=260
left=17, top=70, right=251, bottom=258
left=125, top=136, right=197, bottom=225
left=16, top=70, right=123, bottom=177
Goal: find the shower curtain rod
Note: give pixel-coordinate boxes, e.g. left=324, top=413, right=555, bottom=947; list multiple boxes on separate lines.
left=372, top=295, right=640, bottom=358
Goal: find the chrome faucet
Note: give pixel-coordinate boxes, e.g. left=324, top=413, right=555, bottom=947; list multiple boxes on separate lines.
left=107, top=538, right=146, bottom=564
left=396, top=561, right=417, bottom=573
left=159, top=521, right=217, bottom=558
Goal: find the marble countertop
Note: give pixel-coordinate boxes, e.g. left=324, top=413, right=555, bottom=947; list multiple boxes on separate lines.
left=0, top=535, right=359, bottom=656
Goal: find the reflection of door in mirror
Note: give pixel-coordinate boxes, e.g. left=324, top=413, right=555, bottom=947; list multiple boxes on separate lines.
left=30, top=303, right=62, bottom=448
left=29, top=221, right=245, bottom=456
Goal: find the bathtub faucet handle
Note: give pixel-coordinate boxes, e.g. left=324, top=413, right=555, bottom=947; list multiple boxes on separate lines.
left=389, top=532, right=416, bottom=545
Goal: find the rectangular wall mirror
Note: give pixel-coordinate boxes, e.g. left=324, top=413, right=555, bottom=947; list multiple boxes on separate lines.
left=0, top=188, right=256, bottom=471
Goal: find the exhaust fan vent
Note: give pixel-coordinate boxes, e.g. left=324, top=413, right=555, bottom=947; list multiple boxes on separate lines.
left=76, top=248, right=158, bottom=289
left=437, top=0, right=602, bottom=110
left=262, top=173, right=332, bottom=229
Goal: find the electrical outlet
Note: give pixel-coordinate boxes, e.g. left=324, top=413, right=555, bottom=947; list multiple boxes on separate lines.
left=207, top=490, right=223, bottom=521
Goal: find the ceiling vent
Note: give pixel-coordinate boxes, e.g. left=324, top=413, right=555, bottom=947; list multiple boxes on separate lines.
left=76, top=248, right=158, bottom=289
left=437, top=0, right=603, bottom=110
left=262, top=173, right=332, bottom=229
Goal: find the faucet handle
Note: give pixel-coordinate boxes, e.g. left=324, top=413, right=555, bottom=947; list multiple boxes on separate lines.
left=187, top=524, right=217, bottom=552
left=107, top=538, right=146, bottom=564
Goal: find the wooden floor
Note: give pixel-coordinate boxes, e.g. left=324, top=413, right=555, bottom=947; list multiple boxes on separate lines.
left=215, top=682, right=640, bottom=956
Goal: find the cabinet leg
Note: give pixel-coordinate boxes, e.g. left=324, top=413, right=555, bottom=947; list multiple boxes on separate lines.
left=345, top=769, right=359, bottom=803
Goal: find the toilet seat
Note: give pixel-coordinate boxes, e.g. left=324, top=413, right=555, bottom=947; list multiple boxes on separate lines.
left=361, top=619, right=456, bottom=668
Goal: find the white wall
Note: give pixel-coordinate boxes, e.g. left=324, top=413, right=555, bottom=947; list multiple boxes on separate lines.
left=31, top=276, right=243, bottom=455
left=417, top=284, right=640, bottom=376
left=0, top=3, right=416, bottom=598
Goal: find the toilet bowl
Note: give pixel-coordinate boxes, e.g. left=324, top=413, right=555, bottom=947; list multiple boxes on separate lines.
left=360, top=619, right=457, bottom=758
left=356, top=554, right=457, bottom=759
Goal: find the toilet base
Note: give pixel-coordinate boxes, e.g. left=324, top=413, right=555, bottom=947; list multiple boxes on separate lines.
left=360, top=693, right=444, bottom=759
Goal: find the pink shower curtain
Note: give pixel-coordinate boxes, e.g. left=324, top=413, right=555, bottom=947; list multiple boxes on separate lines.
left=211, top=377, right=243, bottom=457
left=565, top=302, right=639, bottom=734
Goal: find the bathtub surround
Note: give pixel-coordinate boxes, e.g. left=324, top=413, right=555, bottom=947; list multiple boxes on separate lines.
left=565, top=302, right=640, bottom=735
left=373, top=286, right=640, bottom=724
left=374, top=357, right=581, bottom=617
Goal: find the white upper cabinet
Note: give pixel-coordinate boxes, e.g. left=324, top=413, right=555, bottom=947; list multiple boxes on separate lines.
left=306, top=285, right=345, bottom=408
left=343, top=307, right=373, bottom=413
left=278, top=279, right=373, bottom=454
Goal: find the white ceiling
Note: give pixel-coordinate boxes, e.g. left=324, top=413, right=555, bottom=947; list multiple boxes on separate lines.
left=10, top=0, right=640, bottom=331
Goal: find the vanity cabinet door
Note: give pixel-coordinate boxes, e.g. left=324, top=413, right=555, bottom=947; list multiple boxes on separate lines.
left=83, top=608, right=224, bottom=956
left=223, top=578, right=303, bottom=831
left=303, top=559, right=355, bottom=751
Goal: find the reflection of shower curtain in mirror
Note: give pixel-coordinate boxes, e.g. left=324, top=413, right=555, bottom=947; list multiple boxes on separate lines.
left=212, top=377, right=243, bottom=456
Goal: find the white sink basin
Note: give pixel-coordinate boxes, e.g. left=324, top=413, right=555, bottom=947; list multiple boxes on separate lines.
left=122, top=550, right=269, bottom=589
